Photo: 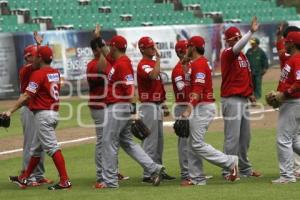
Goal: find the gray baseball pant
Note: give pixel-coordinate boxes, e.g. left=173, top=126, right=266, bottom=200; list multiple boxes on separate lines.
left=101, top=103, right=163, bottom=188
left=277, top=100, right=300, bottom=181
left=20, top=106, right=45, bottom=182
left=221, top=96, right=253, bottom=176
left=139, top=103, right=164, bottom=178
left=30, top=111, right=60, bottom=157
left=90, top=108, right=105, bottom=183
left=189, top=103, right=234, bottom=184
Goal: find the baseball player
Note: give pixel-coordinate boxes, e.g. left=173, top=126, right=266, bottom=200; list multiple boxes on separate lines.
left=220, top=17, right=261, bottom=179
left=4, top=46, right=71, bottom=190
left=179, top=36, right=239, bottom=186
left=275, top=25, right=300, bottom=179
left=137, top=36, right=175, bottom=182
left=19, top=42, right=53, bottom=186
left=270, top=31, right=300, bottom=183
left=87, top=36, right=129, bottom=188
left=94, top=35, right=165, bottom=189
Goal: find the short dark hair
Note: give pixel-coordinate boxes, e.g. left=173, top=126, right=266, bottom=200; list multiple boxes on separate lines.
left=90, top=38, right=98, bottom=50
left=44, top=59, right=52, bottom=64
left=283, top=26, right=300, bottom=38
left=195, top=46, right=205, bottom=55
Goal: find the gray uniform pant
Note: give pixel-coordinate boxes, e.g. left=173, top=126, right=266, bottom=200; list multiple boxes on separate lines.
left=221, top=96, right=252, bottom=176
left=140, top=103, right=164, bottom=178
left=90, top=108, right=105, bottom=183
left=20, top=106, right=45, bottom=182
left=101, top=103, right=162, bottom=188
left=30, top=111, right=60, bottom=157
left=174, top=104, right=203, bottom=181
left=189, top=103, right=234, bottom=184
left=277, top=100, right=300, bottom=180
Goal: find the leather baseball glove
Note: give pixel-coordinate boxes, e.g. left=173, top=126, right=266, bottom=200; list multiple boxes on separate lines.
left=265, top=91, right=284, bottom=109
left=131, top=119, right=151, bottom=140
left=173, top=119, right=189, bottom=138
left=0, top=114, right=11, bottom=128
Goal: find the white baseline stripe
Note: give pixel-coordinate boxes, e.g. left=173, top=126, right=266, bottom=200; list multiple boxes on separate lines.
left=0, top=109, right=276, bottom=156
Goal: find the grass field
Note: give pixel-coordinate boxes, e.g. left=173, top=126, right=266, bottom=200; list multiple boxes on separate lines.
left=1, top=69, right=300, bottom=199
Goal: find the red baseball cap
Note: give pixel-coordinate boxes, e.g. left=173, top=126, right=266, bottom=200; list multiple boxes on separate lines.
left=138, top=36, right=155, bottom=49
left=187, top=36, right=205, bottom=48
left=24, top=45, right=38, bottom=58
left=224, top=26, right=242, bottom=40
left=110, top=35, right=127, bottom=49
left=175, top=40, right=188, bottom=53
left=37, top=46, right=53, bottom=61
left=285, top=31, right=300, bottom=45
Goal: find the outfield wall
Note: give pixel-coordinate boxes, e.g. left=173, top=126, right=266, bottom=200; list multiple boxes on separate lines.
left=0, top=21, right=298, bottom=99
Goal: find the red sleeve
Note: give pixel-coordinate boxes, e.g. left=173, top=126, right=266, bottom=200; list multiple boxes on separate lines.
left=118, top=62, right=135, bottom=98
left=190, top=61, right=206, bottom=96
left=25, top=71, right=43, bottom=96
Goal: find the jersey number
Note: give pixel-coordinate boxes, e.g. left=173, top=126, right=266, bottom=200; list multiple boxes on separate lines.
left=50, top=83, right=59, bottom=100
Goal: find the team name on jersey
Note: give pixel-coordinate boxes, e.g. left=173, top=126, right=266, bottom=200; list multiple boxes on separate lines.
left=195, top=72, right=206, bottom=83
left=280, top=64, right=291, bottom=82
left=47, top=73, right=60, bottom=82
left=238, top=56, right=250, bottom=69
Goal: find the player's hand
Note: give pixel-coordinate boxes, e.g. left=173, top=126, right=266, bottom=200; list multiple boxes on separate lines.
left=248, top=95, right=256, bottom=103
left=154, top=43, right=161, bottom=59
left=250, top=16, right=259, bottom=33
left=162, top=104, right=170, bottom=117
left=94, top=24, right=101, bottom=38
left=1, top=111, right=12, bottom=118
left=181, top=56, right=191, bottom=65
left=181, top=106, right=192, bottom=118
left=34, top=31, right=44, bottom=45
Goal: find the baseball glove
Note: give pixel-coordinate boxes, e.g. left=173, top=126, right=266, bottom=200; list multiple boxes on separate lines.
left=173, top=119, right=189, bottom=138
left=131, top=119, right=151, bottom=140
left=265, top=91, right=284, bottom=109
left=0, top=114, right=10, bottom=128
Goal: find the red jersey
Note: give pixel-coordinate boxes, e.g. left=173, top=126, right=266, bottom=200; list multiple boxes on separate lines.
left=276, top=38, right=290, bottom=70
left=221, top=48, right=253, bottom=97
left=19, top=64, right=34, bottom=93
left=86, top=58, right=111, bottom=109
left=105, top=55, right=134, bottom=104
left=171, top=62, right=191, bottom=103
left=137, top=58, right=166, bottom=103
left=277, top=53, right=300, bottom=99
left=189, top=57, right=215, bottom=103
left=26, top=66, right=61, bottom=111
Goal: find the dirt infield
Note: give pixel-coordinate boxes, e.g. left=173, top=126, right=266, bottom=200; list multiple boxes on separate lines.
left=0, top=67, right=281, bottom=160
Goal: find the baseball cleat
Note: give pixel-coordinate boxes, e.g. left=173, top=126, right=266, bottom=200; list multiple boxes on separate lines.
left=151, top=166, right=165, bottom=186
left=94, top=182, right=107, bottom=189
left=38, top=177, right=54, bottom=185
left=205, top=175, right=213, bottom=180
left=142, top=177, right=152, bottom=183
left=241, top=170, right=262, bottom=178
left=227, top=156, right=239, bottom=182
left=9, top=176, right=27, bottom=189
left=180, top=179, right=206, bottom=187
left=271, top=177, right=296, bottom=184
left=161, top=172, right=176, bottom=181
left=118, top=173, right=130, bottom=181
left=48, top=181, right=72, bottom=190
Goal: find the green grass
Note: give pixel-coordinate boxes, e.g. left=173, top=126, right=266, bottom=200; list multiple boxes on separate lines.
left=1, top=129, right=300, bottom=200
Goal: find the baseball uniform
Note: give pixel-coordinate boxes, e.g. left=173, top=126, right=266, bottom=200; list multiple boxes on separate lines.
left=137, top=56, right=166, bottom=179
left=274, top=48, right=300, bottom=182
left=221, top=32, right=256, bottom=177
left=101, top=36, right=164, bottom=188
left=19, top=63, right=46, bottom=184
left=86, top=57, right=110, bottom=183
left=186, top=38, right=236, bottom=184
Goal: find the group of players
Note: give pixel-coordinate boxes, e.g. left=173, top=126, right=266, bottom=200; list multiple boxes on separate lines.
left=2, top=16, right=300, bottom=190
